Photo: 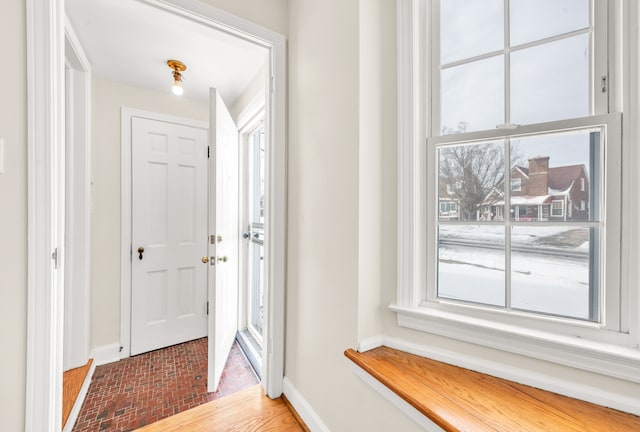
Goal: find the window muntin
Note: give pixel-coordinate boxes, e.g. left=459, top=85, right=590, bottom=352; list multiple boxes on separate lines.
left=428, top=0, right=611, bottom=325
left=396, top=0, right=632, bottom=380
left=551, top=200, right=564, bottom=217
left=434, top=125, right=604, bottom=322
left=436, top=0, right=593, bottom=134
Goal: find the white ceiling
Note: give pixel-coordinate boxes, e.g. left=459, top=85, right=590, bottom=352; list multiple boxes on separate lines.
left=66, top=0, right=267, bottom=106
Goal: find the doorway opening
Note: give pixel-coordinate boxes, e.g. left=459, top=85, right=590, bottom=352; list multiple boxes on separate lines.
left=26, top=0, right=286, bottom=429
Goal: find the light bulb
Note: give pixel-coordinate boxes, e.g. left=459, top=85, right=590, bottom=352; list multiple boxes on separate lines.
left=172, top=83, right=183, bottom=96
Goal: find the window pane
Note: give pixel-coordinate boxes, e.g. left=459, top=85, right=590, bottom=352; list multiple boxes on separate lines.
left=441, top=56, right=504, bottom=134
left=511, top=34, right=590, bottom=125
left=438, top=225, right=505, bottom=307
left=511, top=226, right=595, bottom=321
left=439, top=141, right=505, bottom=221
left=510, top=129, right=598, bottom=221
left=510, top=0, right=590, bottom=46
left=441, top=0, right=503, bottom=64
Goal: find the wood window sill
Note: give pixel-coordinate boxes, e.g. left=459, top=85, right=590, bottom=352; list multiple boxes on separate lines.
left=345, top=346, right=640, bottom=432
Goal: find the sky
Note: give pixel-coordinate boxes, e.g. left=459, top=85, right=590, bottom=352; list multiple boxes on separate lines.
left=439, top=0, right=591, bottom=133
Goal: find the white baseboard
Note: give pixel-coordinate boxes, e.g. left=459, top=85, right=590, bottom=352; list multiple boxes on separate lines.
left=90, top=343, right=121, bottom=366
left=379, top=335, right=640, bottom=417
left=282, top=377, right=331, bottom=432
left=62, top=360, right=96, bottom=432
left=357, top=335, right=384, bottom=352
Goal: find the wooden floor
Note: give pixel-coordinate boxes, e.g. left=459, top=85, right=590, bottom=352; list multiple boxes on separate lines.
left=346, top=347, right=640, bottom=432
left=135, top=384, right=306, bottom=431
left=62, top=359, right=93, bottom=429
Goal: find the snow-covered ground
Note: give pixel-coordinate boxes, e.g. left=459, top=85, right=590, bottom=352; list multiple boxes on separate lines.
left=439, top=224, right=587, bottom=247
left=438, top=225, right=591, bottom=320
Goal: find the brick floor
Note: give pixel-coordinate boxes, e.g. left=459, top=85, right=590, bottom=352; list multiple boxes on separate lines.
left=72, top=338, right=258, bottom=431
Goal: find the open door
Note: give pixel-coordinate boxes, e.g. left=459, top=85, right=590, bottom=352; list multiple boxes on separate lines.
left=208, top=88, right=240, bottom=392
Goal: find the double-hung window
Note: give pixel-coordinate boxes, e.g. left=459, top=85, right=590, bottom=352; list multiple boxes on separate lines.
left=395, top=0, right=639, bottom=381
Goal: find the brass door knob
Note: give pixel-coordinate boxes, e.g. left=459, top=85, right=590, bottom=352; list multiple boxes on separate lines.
left=202, top=256, right=209, bottom=263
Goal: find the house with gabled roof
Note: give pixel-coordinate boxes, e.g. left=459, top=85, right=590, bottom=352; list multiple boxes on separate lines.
left=482, top=156, right=590, bottom=221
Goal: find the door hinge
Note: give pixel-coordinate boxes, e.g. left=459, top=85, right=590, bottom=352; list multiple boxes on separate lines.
left=208, top=146, right=210, bottom=158
left=206, top=301, right=209, bottom=315
left=51, top=247, right=58, bottom=269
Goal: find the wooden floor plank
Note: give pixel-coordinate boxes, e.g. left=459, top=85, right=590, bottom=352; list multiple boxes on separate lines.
left=135, top=385, right=305, bottom=432
left=62, top=358, right=93, bottom=429
left=346, top=347, right=640, bottom=432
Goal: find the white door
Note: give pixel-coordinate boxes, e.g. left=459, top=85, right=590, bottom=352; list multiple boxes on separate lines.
left=208, top=89, right=240, bottom=392
left=131, top=117, right=208, bottom=356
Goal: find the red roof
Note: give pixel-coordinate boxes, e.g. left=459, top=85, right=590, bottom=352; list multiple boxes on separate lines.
left=548, top=165, right=585, bottom=190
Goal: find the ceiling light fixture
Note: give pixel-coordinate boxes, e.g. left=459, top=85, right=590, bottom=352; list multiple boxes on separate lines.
left=167, top=60, right=187, bottom=96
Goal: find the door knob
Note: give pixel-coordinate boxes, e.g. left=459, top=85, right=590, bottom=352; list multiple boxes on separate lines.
left=202, top=256, right=209, bottom=263
left=137, top=247, right=144, bottom=260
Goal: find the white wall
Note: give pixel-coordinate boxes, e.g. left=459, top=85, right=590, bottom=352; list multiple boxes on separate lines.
left=286, top=0, right=421, bottom=430
left=91, top=78, right=209, bottom=348
left=288, top=0, right=640, bottom=430
left=12, top=1, right=638, bottom=431
left=358, top=0, right=397, bottom=345
left=0, top=0, right=27, bottom=430
left=231, top=64, right=266, bottom=121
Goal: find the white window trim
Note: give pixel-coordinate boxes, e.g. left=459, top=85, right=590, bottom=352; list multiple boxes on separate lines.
left=550, top=199, right=564, bottom=217
left=511, top=177, right=521, bottom=192
left=394, top=0, right=640, bottom=383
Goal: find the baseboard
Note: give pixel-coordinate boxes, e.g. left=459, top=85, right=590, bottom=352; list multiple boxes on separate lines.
left=282, top=377, right=331, bottom=432
left=381, top=335, right=640, bottom=417
left=62, top=360, right=96, bottom=432
left=357, top=335, right=384, bottom=352
left=90, top=343, right=121, bottom=366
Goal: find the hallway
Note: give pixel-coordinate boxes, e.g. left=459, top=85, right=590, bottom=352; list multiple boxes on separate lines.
left=71, top=338, right=258, bottom=431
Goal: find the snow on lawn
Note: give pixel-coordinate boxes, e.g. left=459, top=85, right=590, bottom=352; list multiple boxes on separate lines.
left=438, top=243, right=590, bottom=320
left=439, top=224, right=588, bottom=249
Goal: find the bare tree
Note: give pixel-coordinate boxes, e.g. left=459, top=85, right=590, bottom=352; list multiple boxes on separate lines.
left=439, top=122, right=521, bottom=221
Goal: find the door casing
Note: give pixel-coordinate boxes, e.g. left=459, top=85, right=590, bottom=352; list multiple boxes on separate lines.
left=26, top=0, right=287, bottom=429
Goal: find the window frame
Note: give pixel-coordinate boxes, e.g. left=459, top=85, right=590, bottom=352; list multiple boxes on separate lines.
left=550, top=199, right=564, bottom=217
left=510, top=177, right=521, bottom=192
left=394, top=0, right=640, bottom=383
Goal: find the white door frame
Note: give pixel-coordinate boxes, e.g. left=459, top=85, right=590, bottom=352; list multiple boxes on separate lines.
left=120, top=108, right=209, bottom=357
left=26, top=0, right=287, bottom=429
left=64, top=17, right=92, bottom=371
left=26, top=0, right=65, bottom=430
